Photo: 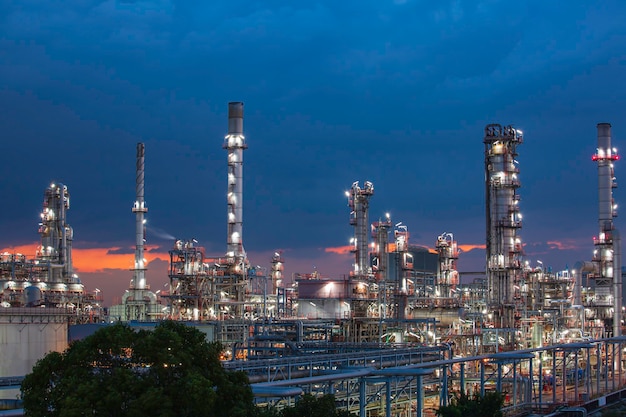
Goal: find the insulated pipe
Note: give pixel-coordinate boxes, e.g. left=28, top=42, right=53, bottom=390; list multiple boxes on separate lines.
left=131, top=143, right=148, bottom=290
left=224, top=102, right=247, bottom=263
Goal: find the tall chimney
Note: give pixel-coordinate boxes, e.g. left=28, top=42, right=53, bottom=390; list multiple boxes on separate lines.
left=224, top=102, right=247, bottom=264
left=593, top=123, right=621, bottom=336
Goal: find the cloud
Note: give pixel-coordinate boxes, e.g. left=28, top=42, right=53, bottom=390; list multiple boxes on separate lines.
left=0, top=243, right=170, bottom=273
left=106, top=247, right=135, bottom=255
left=546, top=240, right=586, bottom=251
left=324, top=245, right=353, bottom=255
left=457, top=244, right=486, bottom=252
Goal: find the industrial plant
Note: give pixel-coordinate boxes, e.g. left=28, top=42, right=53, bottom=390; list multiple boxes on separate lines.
left=2, top=103, right=626, bottom=416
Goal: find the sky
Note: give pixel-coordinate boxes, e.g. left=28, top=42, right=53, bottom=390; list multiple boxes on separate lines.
left=2, top=1, right=626, bottom=306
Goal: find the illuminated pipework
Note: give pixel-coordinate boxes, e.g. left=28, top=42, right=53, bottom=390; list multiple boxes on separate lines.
left=436, top=232, right=459, bottom=299
left=168, top=239, right=207, bottom=321
left=592, top=123, right=621, bottom=336
left=38, top=183, right=73, bottom=282
left=224, top=102, right=247, bottom=266
left=131, top=143, right=148, bottom=290
left=484, top=124, right=524, bottom=328
left=347, top=181, right=374, bottom=277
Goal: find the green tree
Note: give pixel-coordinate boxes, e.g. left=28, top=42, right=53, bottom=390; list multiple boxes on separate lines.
left=21, top=321, right=254, bottom=417
left=436, top=391, right=505, bottom=417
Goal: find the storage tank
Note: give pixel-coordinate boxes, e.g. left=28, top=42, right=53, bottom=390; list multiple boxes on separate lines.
left=24, top=285, right=42, bottom=307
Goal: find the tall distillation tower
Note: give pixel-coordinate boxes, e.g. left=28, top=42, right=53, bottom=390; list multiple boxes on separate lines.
left=484, top=124, right=524, bottom=331
left=38, top=183, right=74, bottom=283
left=393, top=222, right=411, bottom=321
left=223, top=102, right=248, bottom=316
left=435, top=232, right=459, bottom=301
left=372, top=214, right=392, bottom=318
left=592, top=123, right=622, bottom=337
left=347, top=181, right=374, bottom=278
left=347, top=181, right=374, bottom=316
left=118, top=143, right=158, bottom=321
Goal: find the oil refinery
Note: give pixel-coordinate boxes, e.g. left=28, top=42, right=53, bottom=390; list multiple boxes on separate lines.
left=1, top=103, right=626, bottom=416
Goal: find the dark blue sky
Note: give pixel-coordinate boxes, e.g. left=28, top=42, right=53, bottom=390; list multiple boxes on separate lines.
left=2, top=1, right=626, bottom=302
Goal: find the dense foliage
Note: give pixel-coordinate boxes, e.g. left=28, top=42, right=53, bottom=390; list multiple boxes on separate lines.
left=436, top=391, right=505, bottom=417
left=21, top=321, right=254, bottom=417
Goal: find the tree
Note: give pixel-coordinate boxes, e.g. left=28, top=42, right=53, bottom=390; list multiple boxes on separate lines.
left=21, top=321, right=255, bottom=417
left=436, top=391, right=505, bottom=417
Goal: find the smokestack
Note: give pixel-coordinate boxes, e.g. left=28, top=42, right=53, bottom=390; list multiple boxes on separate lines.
left=224, top=102, right=247, bottom=264
left=593, top=123, right=621, bottom=336
left=132, top=143, right=148, bottom=290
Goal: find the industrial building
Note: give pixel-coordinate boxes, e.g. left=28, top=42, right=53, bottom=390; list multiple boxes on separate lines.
left=1, top=103, right=624, bottom=416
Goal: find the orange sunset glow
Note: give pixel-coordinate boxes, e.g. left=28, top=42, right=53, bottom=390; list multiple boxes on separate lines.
left=0, top=243, right=169, bottom=273
left=457, top=244, right=486, bottom=252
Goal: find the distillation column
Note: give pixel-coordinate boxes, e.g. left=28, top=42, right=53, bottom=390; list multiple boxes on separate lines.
left=347, top=181, right=374, bottom=318
left=372, top=214, right=392, bottom=318
left=436, top=232, right=459, bottom=301
left=271, top=251, right=284, bottom=318
left=484, top=124, right=524, bottom=330
left=38, top=183, right=73, bottom=282
left=592, top=123, right=621, bottom=336
left=270, top=251, right=284, bottom=295
left=347, top=181, right=374, bottom=278
left=394, top=223, right=411, bottom=321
